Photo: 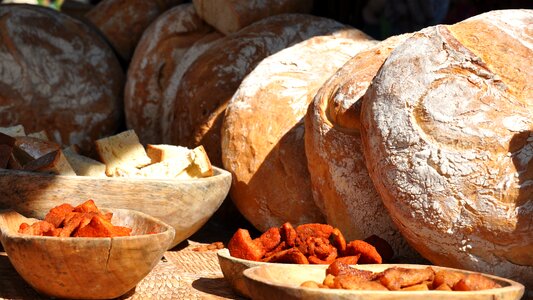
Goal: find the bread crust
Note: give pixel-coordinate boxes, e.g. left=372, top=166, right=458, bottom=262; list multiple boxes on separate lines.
left=85, top=0, right=183, bottom=61
left=0, top=5, right=123, bottom=150
left=125, top=3, right=215, bottom=144
left=164, top=14, right=367, bottom=166
left=304, top=34, right=420, bottom=260
left=360, top=10, right=533, bottom=288
left=192, top=0, right=313, bottom=35
left=222, top=26, right=375, bottom=231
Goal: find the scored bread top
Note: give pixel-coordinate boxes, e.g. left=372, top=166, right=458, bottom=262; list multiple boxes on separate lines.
left=360, top=9, right=532, bottom=287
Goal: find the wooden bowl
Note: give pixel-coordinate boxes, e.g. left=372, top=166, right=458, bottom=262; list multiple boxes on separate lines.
left=0, top=208, right=175, bottom=299
left=0, top=166, right=231, bottom=248
left=243, top=264, right=525, bottom=300
left=218, top=248, right=270, bottom=297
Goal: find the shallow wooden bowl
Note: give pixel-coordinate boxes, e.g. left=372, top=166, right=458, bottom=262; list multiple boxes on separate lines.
left=218, top=248, right=271, bottom=297
left=243, top=264, right=525, bottom=300
left=0, top=166, right=231, bottom=248
left=0, top=208, right=175, bottom=299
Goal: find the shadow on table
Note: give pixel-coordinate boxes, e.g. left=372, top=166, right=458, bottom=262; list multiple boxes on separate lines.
left=192, top=277, right=247, bottom=300
left=0, top=254, right=46, bottom=299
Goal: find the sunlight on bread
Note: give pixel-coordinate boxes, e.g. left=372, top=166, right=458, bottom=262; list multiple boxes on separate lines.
left=0, top=125, right=214, bottom=180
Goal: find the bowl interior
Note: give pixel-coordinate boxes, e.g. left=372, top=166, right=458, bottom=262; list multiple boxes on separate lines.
left=243, top=264, right=525, bottom=300
left=0, top=208, right=175, bottom=299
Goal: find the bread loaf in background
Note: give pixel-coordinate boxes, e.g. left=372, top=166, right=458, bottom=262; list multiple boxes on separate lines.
left=221, top=28, right=375, bottom=231
left=85, top=0, right=184, bottom=61
left=304, top=34, right=422, bottom=261
left=125, top=3, right=218, bottom=145
left=192, top=0, right=313, bottom=35
left=0, top=5, right=123, bottom=151
left=163, top=14, right=366, bottom=167
left=360, top=10, right=532, bottom=288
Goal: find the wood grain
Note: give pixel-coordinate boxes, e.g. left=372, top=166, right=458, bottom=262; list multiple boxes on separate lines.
left=0, top=166, right=231, bottom=248
left=0, top=208, right=174, bottom=299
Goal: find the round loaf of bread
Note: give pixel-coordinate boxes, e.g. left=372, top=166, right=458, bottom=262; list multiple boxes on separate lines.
left=125, top=3, right=216, bottom=145
left=222, top=29, right=375, bottom=231
left=85, top=0, right=184, bottom=61
left=0, top=4, right=123, bottom=149
left=192, top=0, right=313, bottom=35
left=163, top=14, right=362, bottom=167
left=304, top=34, right=421, bottom=260
left=360, top=10, right=532, bottom=287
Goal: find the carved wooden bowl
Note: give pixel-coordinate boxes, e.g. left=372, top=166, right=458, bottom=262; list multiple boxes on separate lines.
left=0, top=208, right=175, bottom=299
left=0, top=166, right=231, bottom=248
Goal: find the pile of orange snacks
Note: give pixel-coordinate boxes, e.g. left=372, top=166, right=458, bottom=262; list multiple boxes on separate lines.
left=300, top=261, right=502, bottom=291
left=18, top=200, right=131, bottom=237
left=228, top=222, right=393, bottom=265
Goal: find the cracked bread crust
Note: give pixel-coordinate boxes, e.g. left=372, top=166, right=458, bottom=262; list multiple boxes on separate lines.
left=360, top=10, right=533, bottom=289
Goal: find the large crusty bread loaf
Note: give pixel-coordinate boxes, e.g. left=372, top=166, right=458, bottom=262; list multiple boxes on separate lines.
left=0, top=5, right=123, bottom=150
left=192, top=0, right=312, bottom=35
left=163, top=14, right=367, bottom=167
left=125, top=3, right=217, bottom=145
left=85, top=0, right=184, bottom=61
left=360, top=10, right=532, bottom=288
left=304, top=34, right=422, bottom=261
left=222, top=28, right=375, bottom=231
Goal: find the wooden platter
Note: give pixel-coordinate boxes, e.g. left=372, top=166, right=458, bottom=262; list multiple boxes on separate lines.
left=243, top=263, right=525, bottom=300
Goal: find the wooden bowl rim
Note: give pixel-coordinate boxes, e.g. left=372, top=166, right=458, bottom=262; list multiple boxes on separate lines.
left=0, top=166, right=231, bottom=183
left=243, top=263, right=526, bottom=297
left=0, top=207, right=176, bottom=242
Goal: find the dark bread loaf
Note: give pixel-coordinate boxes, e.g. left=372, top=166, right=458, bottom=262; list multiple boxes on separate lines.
left=162, top=14, right=368, bottom=167
left=125, top=3, right=219, bottom=145
left=0, top=5, right=123, bottom=150
left=85, top=0, right=184, bottom=61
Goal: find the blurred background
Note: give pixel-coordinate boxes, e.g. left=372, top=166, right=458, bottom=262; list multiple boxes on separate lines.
left=1, top=0, right=531, bottom=40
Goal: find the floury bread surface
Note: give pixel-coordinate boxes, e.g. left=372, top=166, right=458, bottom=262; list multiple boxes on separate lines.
left=163, top=14, right=367, bottom=167
left=222, top=28, right=375, bottom=231
left=304, top=34, right=421, bottom=261
left=360, top=10, right=533, bottom=289
left=125, top=3, right=217, bottom=145
left=0, top=5, right=123, bottom=150
left=192, top=0, right=312, bottom=35
left=85, top=0, right=184, bottom=61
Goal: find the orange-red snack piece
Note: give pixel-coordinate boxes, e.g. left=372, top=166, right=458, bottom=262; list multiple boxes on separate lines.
left=364, top=235, right=394, bottom=262
left=306, top=237, right=337, bottom=264
left=75, top=215, right=131, bottom=237
left=44, top=203, right=75, bottom=228
left=433, top=269, right=464, bottom=289
left=73, top=199, right=99, bottom=214
left=345, top=240, right=382, bottom=264
left=265, top=241, right=287, bottom=258
left=280, top=222, right=297, bottom=247
left=262, top=247, right=309, bottom=264
left=333, top=275, right=388, bottom=290
left=257, top=227, right=281, bottom=252
left=452, top=274, right=501, bottom=291
left=379, top=267, right=435, bottom=291
left=296, top=223, right=334, bottom=241
left=332, top=255, right=361, bottom=266
left=18, top=221, right=56, bottom=236
left=330, top=228, right=346, bottom=254
left=228, top=228, right=265, bottom=261
left=326, top=261, right=374, bottom=279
